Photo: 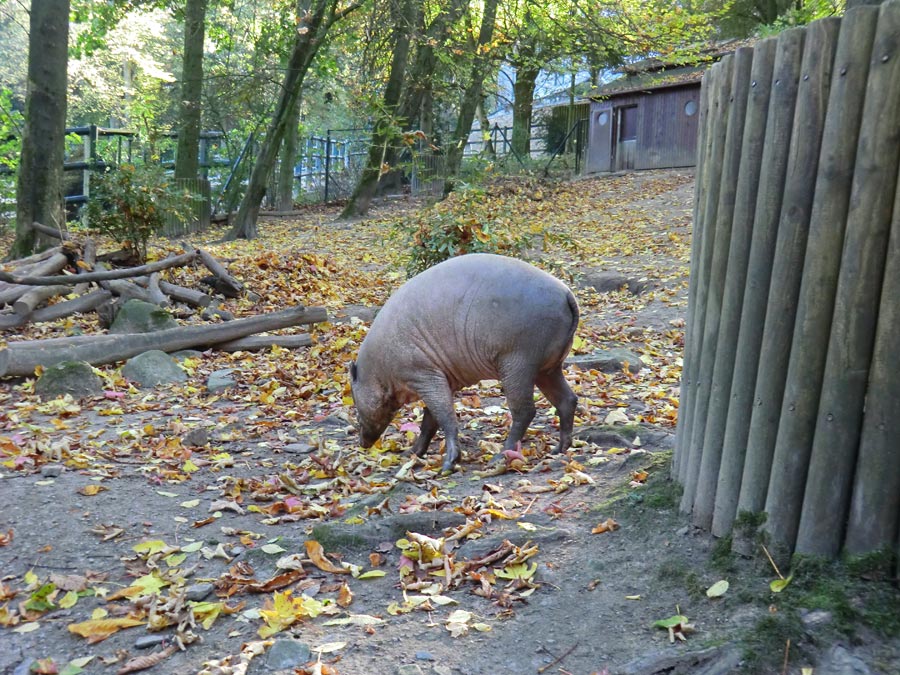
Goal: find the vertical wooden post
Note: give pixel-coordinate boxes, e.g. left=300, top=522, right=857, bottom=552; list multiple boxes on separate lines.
left=676, top=60, right=732, bottom=494
left=731, top=29, right=806, bottom=520
left=673, top=70, right=713, bottom=479
left=764, top=6, right=879, bottom=556
left=692, top=42, right=776, bottom=531
left=689, top=47, right=755, bottom=528
left=845, top=170, right=900, bottom=554
left=796, top=0, right=900, bottom=557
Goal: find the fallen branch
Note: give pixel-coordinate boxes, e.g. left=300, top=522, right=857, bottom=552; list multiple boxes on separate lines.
left=31, top=221, right=67, bottom=240
left=216, top=334, right=312, bottom=352
left=0, top=304, right=327, bottom=377
left=186, top=244, right=243, bottom=298
left=0, top=251, right=197, bottom=287
left=13, top=285, right=71, bottom=316
left=0, top=253, right=70, bottom=305
left=158, top=280, right=211, bottom=308
left=0, top=290, right=113, bottom=330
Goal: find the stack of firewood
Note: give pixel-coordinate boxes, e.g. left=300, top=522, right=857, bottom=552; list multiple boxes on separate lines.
left=0, top=225, right=328, bottom=378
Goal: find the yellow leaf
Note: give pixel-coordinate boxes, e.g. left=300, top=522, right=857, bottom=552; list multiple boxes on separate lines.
left=706, top=580, right=729, bottom=598
left=770, top=575, right=792, bottom=593
left=305, top=540, right=349, bottom=574
left=68, top=617, right=144, bottom=643
left=79, top=485, right=106, bottom=496
left=59, top=591, right=79, bottom=609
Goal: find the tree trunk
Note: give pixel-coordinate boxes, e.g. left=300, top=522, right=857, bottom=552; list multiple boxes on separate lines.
left=340, top=0, right=415, bottom=219
left=277, top=98, right=301, bottom=211
left=174, top=0, right=207, bottom=181
left=10, top=0, right=69, bottom=259
left=443, top=0, right=500, bottom=188
left=477, top=97, right=495, bottom=157
left=227, top=0, right=359, bottom=239
left=511, top=64, right=539, bottom=159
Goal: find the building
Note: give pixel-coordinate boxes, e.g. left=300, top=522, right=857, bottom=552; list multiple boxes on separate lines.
left=584, top=63, right=704, bottom=173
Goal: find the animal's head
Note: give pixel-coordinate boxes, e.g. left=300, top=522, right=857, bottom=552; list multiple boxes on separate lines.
left=349, top=361, right=395, bottom=448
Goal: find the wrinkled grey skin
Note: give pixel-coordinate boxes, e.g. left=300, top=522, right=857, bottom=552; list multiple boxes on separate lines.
left=350, top=253, right=579, bottom=473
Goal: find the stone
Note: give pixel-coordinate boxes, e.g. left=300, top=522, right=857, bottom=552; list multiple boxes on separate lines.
left=207, top=369, right=237, bottom=393
left=183, top=428, right=210, bottom=447
left=12, top=660, right=34, bottom=675
left=283, top=442, right=316, bottom=455
left=40, top=464, right=64, bottom=478
left=583, top=271, right=648, bottom=296
left=261, top=639, right=311, bottom=670
left=122, top=350, right=187, bottom=387
left=566, top=348, right=645, bottom=373
left=801, top=608, right=833, bottom=629
left=35, top=360, right=103, bottom=399
left=109, top=299, right=178, bottom=334
left=171, top=350, right=203, bottom=362
left=415, top=651, right=436, bottom=661
left=816, top=644, right=873, bottom=675
left=135, top=634, right=167, bottom=649
left=397, top=666, right=425, bottom=675
left=184, top=582, right=214, bottom=602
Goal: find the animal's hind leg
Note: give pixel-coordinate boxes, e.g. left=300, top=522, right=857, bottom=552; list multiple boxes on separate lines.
left=536, top=368, right=577, bottom=454
left=499, top=367, right=537, bottom=451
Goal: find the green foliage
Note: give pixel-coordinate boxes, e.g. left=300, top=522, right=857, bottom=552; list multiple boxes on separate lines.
left=0, top=87, right=22, bottom=230
left=391, top=184, right=539, bottom=278
left=85, top=164, right=195, bottom=262
left=755, top=0, right=844, bottom=37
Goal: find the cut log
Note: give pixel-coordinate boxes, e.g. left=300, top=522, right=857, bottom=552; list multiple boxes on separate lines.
left=215, top=334, right=312, bottom=351
left=158, top=280, right=211, bottom=308
left=0, top=305, right=328, bottom=377
left=0, top=251, right=197, bottom=287
left=105, top=279, right=154, bottom=303
left=2, top=246, right=63, bottom=270
left=73, top=239, right=97, bottom=296
left=14, top=285, right=71, bottom=316
left=188, top=245, right=243, bottom=298
left=145, top=273, right=170, bottom=306
left=31, top=221, right=66, bottom=240
left=0, top=290, right=114, bottom=330
left=0, top=253, right=70, bottom=305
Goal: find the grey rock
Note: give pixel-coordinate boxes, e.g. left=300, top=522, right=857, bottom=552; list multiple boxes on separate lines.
left=621, top=645, right=735, bottom=675
left=415, top=651, right=436, bottom=661
left=261, top=639, right=311, bottom=670
left=676, top=526, right=690, bottom=536
left=207, top=369, right=237, bottom=393
left=431, top=666, right=454, bottom=675
left=801, top=608, right=833, bottom=629
left=12, top=660, right=35, bottom=675
left=332, top=304, right=379, bottom=323
left=817, top=644, right=873, bottom=675
left=566, top=348, right=644, bottom=373
left=183, top=428, right=210, bottom=447
left=184, top=582, right=214, bottom=602
left=171, top=350, right=203, bottom=362
left=583, top=271, right=648, bottom=296
left=122, top=350, right=187, bottom=387
left=283, top=442, right=316, bottom=454
left=109, top=299, right=178, bottom=334
left=35, top=360, right=103, bottom=399
left=40, top=464, right=64, bottom=478
left=135, top=634, right=167, bottom=649
left=397, top=666, right=425, bottom=675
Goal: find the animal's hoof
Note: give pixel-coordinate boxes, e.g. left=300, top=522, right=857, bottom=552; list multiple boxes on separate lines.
left=440, top=460, right=457, bottom=474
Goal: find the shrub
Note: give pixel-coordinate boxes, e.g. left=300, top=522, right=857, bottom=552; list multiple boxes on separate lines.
left=392, top=184, right=537, bottom=278
left=85, top=164, right=195, bottom=262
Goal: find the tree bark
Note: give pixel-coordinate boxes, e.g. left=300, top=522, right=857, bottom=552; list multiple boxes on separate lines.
left=340, top=0, right=415, bottom=219
left=227, top=0, right=360, bottom=239
left=277, top=97, right=301, bottom=211
left=0, top=305, right=327, bottom=377
left=10, top=0, right=69, bottom=259
left=174, top=0, right=207, bottom=181
left=511, top=63, right=539, bottom=159
left=443, top=0, right=500, bottom=188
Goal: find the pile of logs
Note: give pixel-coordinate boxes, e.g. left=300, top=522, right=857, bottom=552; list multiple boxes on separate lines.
left=0, top=227, right=327, bottom=378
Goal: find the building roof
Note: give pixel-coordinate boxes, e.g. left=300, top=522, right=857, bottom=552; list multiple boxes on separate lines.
left=587, top=65, right=705, bottom=98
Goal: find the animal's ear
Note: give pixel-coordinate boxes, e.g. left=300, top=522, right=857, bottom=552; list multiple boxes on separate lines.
left=350, top=361, right=358, bottom=382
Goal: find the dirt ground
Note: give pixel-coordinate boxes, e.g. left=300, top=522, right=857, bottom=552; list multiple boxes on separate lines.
left=1, top=170, right=898, bottom=675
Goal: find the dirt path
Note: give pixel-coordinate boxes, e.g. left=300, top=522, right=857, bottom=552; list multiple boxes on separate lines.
left=1, top=170, right=897, bottom=675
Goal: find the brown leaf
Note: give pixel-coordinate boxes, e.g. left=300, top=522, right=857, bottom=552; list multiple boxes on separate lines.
left=116, top=644, right=177, bottom=674
left=304, top=540, right=349, bottom=575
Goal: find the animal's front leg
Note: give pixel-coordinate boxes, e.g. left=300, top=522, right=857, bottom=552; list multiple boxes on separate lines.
left=415, top=377, right=460, bottom=473
left=411, top=406, right=439, bottom=457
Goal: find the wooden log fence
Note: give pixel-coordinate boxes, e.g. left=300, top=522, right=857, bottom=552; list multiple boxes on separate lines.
left=674, top=1, right=900, bottom=563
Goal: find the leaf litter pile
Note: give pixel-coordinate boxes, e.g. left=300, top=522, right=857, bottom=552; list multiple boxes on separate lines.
left=0, top=170, right=755, bottom=675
